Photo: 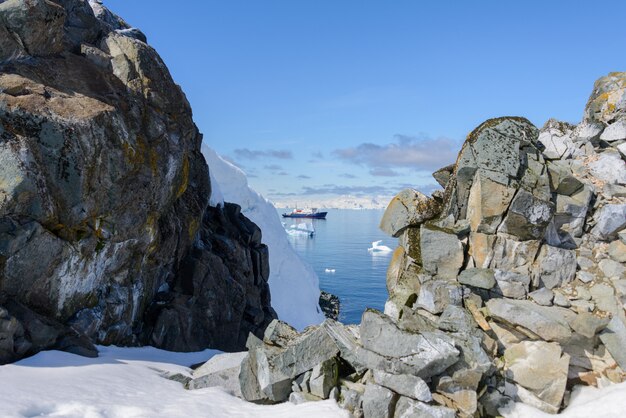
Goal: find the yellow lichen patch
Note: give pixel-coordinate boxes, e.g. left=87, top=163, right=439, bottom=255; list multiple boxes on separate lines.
left=176, top=154, right=189, bottom=198
left=121, top=135, right=149, bottom=168
left=144, top=212, right=159, bottom=254
left=188, top=216, right=200, bottom=240
left=149, top=148, right=159, bottom=177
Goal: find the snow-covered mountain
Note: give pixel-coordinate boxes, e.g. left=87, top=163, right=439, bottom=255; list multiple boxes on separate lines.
left=273, top=195, right=393, bottom=210
left=202, top=145, right=325, bottom=330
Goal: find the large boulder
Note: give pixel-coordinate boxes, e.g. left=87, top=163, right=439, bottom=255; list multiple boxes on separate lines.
left=380, top=189, right=441, bottom=237
left=359, top=309, right=459, bottom=378
left=486, top=299, right=573, bottom=343
left=442, top=117, right=542, bottom=221
left=0, top=0, right=276, bottom=361
left=420, top=224, right=464, bottom=280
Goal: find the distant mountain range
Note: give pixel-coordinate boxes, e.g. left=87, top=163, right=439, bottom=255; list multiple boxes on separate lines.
left=272, top=195, right=393, bottom=210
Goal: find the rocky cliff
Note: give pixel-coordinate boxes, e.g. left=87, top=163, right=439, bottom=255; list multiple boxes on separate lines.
left=0, top=0, right=276, bottom=363
left=230, top=72, right=626, bottom=417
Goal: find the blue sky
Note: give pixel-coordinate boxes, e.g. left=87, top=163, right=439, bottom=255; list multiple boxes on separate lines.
left=105, top=0, right=626, bottom=200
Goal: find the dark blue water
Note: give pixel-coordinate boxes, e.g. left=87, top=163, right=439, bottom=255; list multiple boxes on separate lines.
left=280, top=209, right=395, bottom=324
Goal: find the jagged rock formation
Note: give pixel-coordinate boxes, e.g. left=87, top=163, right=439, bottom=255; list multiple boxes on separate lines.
left=226, top=73, right=626, bottom=417
left=0, top=0, right=275, bottom=363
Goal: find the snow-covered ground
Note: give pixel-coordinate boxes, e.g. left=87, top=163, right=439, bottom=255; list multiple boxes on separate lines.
left=202, top=145, right=325, bottom=330
left=1, top=346, right=624, bottom=418
left=273, top=195, right=392, bottom=210
left=0, top=346, right=347, bottom=418
left=502, top=379, right=626, bottom=418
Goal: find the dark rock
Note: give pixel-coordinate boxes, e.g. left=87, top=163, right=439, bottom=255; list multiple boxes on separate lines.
left=319, top=291, right=340, bottom=321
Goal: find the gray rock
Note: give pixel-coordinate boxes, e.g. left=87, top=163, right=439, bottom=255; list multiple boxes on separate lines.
left=600, top=118, right=626, bottom=142
left=600, top=315, right=626, bottom=370
left=603, top=183, right=626, bottom=199
left=609, top=240, right=626, bottom=263
left=338, top=388, right=363, bottom=416
left=467, top=171, right=517, bottom=233
left=416, top=280, right=463, bottom=314
left=289, top=391, right=322, bottom=405
left=528, top=288, right=554, bottom=306
left=458, top=268, right=496, bottom=290
left=359, top=310, right=459, bottom=378
left=485, top=236, right=541, bottom=276
left=308, top=357, right=339, bottom=399
left=577, top=256, right=595, bottom=270
left=599, top=259, right=626, bottom=278
left=538, top=121, right=576, bottom=160
left=551, top=184, right=593, bottom=244
left=188, top=352, right=247, bottom=396
left=380, top=189, right=441, bottom=237
left=420, top=225, right=464, bottom=280
left=532, top=245, right=577, bottom=289
left=571, top=313, right=610, bottom=338
left=577, top=271, right=595, bottom=284
left=570, top=299, right=594, bottom=313
left=583, top=72, right=626, bottom=125
left=263, top=320, right=299, bottom=348
left=589, top=150, right=626, bottom=185
left=498, top=189, right=554, bottom=240
left=553, top=291, right=571, bottom=307
left=372, top=370, right=431, bottom=402
left=486, top=299, right=573, bottom=343
left=433, top=164, right=455, bottom=188
left=556, top=176, right=584, bottom=196
left=362, top=383, right=398, bottom=418
left=436, top=376, right=478, bottom=416
left=444, top=117, right=540, bottom=220
left=591, top=204, right=626, bottom=241
left=589, top=283, right=620, bottom=315
left=504, top=341, right=569, bottom=414
left=494, top=270, right=530, bottom=299
left=438, top=305, right=477, bottom=334
left=393, top=396, right=455, bottom=418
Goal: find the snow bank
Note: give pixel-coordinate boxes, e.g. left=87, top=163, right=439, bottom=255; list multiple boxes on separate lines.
left=0, top=346, right=347, bottom=418
left=502, top=379, right=626, bottom=418
left=202, top=145, right=325, bottom=330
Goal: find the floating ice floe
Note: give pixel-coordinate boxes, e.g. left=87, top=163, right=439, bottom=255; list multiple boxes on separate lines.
left=325, top=268, right=336, bottom=274
left=285, top=222, right=315, bottom=237
left=368, top=240, right=393, bottom=254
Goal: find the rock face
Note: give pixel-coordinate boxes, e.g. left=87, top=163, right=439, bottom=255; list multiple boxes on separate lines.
left=348, top=72, right=626, bottom=416
left=0, top=0, right=275, bottom=362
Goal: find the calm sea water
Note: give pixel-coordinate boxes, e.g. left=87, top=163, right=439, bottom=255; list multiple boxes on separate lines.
left=279, top=209, right=395, bottom=324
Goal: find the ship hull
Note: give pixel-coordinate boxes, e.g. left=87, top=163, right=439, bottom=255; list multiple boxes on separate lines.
left=282, top=212, right=327, bottom=219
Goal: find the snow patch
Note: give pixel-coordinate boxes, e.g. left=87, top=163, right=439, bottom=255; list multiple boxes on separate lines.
left=0, top=346, right=347, bottom=418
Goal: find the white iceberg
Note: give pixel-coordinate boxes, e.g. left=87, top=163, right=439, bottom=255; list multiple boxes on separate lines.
left=285, top=222, right=315, bottom=237
left=368, top=240, right=393, bottom=254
